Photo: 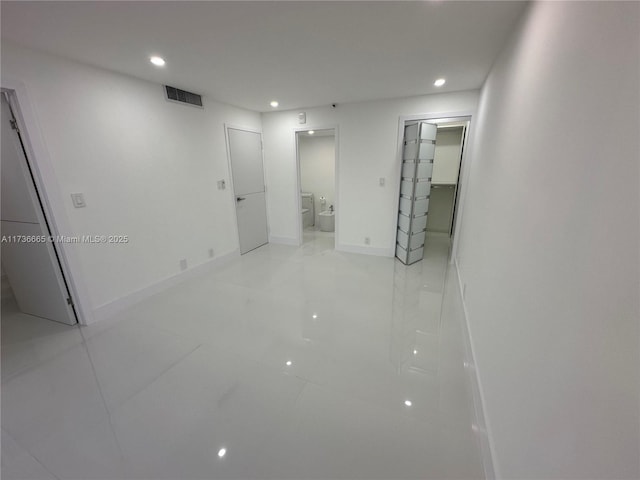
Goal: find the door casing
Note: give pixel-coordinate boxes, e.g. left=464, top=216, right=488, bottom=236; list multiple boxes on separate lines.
left=294, top=125, right=340, bottom=247
left=1, top=93, right=77, bottom=324
left=1, top=81, right=93, bottom=324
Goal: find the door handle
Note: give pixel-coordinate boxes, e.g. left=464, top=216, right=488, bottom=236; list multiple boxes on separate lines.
left=236, top=197, right=246, bottom=202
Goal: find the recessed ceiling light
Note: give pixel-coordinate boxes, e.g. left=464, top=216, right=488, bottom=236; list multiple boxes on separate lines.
left=413, top=349, right=418, bottom=355
left=308, top=130, right=315, bottom=135
left=285, top=360, right=292, bottom=366
left=404, top=400, right=413, bottom=407
left=150, top=56, right=166, bottom=67
left=217, top=448, right=227, bottom=458
left=270, top=100, right=279, bottom=107
left=434, top=78, right=446, bottom=87
left=312, top=313, right=318, bottom=319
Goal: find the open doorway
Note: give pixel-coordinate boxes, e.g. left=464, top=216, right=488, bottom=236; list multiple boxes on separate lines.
left=395, top=117, right=469, bottom=265
left=296, top=128, right=336, bottom=250
left=428, top=122, right=466, bottom=237
left=1, top=91, right=77, bottom=325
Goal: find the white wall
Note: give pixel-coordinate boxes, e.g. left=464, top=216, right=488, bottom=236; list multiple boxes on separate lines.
left=456, top=2, right=640, bottom=478
left=1, top=42, right=261, bottom=319
left=432, top=127, right=463, bottom=184
left=262, top=91, right=478, bottom=253
left=299, top=134, right=335, bottom=225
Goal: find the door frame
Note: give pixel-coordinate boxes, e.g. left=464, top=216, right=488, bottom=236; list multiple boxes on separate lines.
left=294, top=125, right=340, bottom=247
left=394, top=111, right=475, bottom=264
left=223, top=124, right=269, bottom=254
left=1, top=79, right=93, bottom=324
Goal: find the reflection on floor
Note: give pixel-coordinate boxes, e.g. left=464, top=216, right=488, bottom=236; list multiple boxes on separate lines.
left=302, top=226, right=334, bottom=249
left=1, top=235, right=484, bottom=479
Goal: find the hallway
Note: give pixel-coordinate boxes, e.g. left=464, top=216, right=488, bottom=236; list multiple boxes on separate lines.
left=1, top=237, right=483, bottom=479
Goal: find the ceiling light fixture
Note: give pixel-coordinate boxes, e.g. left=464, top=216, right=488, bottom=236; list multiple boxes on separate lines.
left=270, top=100, right=279, bottom=107
left=285, top=360, right=292, bottom=366
left=217, top=448, right=227, bottom=458
left=308, top=130, right=315, bottom=135
left=150, top=56, right=166, bottom=67
left=434, top=78, right=446, bottom=87
left=404, top=400, right=413, bottom=407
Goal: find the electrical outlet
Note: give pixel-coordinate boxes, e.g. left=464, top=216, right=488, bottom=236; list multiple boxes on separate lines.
left=364, top=237, right=371, bottom=245
left=217, top=180, right=226, bottom=190
left=71, top=193, right=86, bottom=208
left=208, top=248, right=215, bottom=258
left=180, top=259, right=188, bottom=271
left=379, top=177, right=385, bottom=186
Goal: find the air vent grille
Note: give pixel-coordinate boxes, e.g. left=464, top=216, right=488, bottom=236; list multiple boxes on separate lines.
left=165, top=85, right=203, bottom=107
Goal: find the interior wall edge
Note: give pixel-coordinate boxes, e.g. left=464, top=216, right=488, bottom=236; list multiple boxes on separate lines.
left=0, top=77, right=96, bottom=325
left=262, top=91, right=480, bottom=252
left=92, top=248, right=240, bottom=324
left=1, top=41, right=262, bottom=315
left=454, top=257, right=498, bottom=479
left=454, top=1, right=640, bottom=476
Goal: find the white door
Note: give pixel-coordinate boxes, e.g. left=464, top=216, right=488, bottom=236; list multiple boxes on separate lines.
left=1, top=93, right=76, bottom=325
left=227, top=128, right=268, bottom=254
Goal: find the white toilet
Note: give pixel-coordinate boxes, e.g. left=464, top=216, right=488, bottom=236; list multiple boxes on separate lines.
left=318, top=210, right=335, bottom=232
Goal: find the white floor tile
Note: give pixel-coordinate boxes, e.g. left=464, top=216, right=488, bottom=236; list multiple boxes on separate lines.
left=1, top=234, right=484, bottom=479
left=1, top=430, right=56, bottom=480
left=1, top=299, right=84, bottom=383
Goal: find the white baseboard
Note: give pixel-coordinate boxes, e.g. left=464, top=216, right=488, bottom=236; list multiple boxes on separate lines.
left=336, top=243, right=394, bottom=257
left=268, top=235, right=299, bottom=246
left=453, top=257, right=497, bottom=480
left=93, top=249, right=240, bottom=323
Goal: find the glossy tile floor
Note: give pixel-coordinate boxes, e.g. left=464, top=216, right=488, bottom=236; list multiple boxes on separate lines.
left=1, top=235, right=484, bottom=479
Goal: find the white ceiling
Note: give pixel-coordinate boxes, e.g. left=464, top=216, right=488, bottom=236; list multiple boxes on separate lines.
left=1, top=1, right=527, bottom=112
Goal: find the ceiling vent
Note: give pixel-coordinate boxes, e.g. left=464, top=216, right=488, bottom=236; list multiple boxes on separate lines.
left=164, top=85, right=203, bottom=107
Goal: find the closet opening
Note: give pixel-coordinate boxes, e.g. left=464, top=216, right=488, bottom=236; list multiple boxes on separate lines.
left=395, top=117, right=470, bottom=265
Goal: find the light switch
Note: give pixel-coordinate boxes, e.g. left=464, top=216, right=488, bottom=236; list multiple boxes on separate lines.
left=379, top=177, right=385, bottom=186
left=298, top=112, right=307, bottom=124
left=217, top=180, right=226, bottom=190
left=71, top=193, right=86, bottom=208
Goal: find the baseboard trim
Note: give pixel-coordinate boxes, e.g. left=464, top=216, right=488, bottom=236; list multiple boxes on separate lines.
left=268, top=235, right=299, bottom=246
left=453, top=257, right=497, bottom=480
left=93, top=249, right=240, bottom=323
left=336, top=243, right=393, bottom=257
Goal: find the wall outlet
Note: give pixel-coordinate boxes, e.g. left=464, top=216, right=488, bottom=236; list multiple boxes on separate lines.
left=364, top=237, right=371, bottom=245
left=217, top=180, right=226, bottom=190
left=208, top=248, right=215, bottom=258
left=71, top=193, right=86, bottom=208
left=379, top=177, right=385, bottom=186
left=180, top=259, right=188, bottom=271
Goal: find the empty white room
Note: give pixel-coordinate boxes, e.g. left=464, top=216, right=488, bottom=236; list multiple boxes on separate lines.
left=1, top=2, right=638, bottom=480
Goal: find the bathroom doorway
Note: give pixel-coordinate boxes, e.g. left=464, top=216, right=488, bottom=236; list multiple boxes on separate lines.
left=296, top=128, right=337, bottom=250
left=395, top=116, right=470, bottom=265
